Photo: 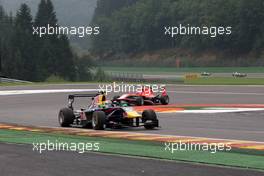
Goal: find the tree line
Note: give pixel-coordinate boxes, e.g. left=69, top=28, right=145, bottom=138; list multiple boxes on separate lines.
left=91, top=0, right=264, bottom=59
left=0, top=0, right=92, bottom=81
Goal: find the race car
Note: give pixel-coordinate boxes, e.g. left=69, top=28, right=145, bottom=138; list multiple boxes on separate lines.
left=201, top=72, right=212, bottom=76
left=58, top=92, right=159, bottom=130
left=112, top=86, right=169, bottom=106
left=232, top=72, right=247, bottom=78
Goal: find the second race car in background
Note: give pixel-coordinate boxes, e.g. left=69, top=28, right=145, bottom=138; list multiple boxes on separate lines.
left=112, top=87, right=169, bottom=106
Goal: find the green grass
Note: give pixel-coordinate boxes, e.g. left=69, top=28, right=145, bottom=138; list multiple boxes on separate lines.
left=1, top=78, right=264, bottom=86
left=0, top=81, right=106, bottom=87
left=0, top=129, right=264, bottom=171
left=185, top=77, right=264, bottom=85
left=102, top=66, right=264, bottom=74
left=45, top=75, right=68, bottom=83
left=0, top=82, right=32, bottom=86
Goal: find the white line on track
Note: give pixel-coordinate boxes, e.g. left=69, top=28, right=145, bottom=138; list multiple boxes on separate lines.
left=166, top=84, right=264, bottom=87
left=1, top=89, right=263, bottom=96
left=0, top=89, right=98, bottom=96
left=177, top=108, right=264, bottom=114
left=168, top=90, right=264, bottom=96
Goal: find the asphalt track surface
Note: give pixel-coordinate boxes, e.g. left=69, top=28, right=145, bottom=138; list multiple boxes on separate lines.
left=0, top=84, right=263, bottom=141
left=1, top=84, right=264, bottom=175
left=1, top=143, right=263, bottom=176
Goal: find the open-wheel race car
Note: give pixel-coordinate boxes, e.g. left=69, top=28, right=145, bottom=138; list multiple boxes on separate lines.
left=232, top=72, right=247, bottom=78
left=112, top=86, right=169, bottom=106
left=201, top=72, right=212, bottom=77
left=58, top=92, right=159, bottom=130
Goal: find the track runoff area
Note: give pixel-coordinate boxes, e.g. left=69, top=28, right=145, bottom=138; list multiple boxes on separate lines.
left=0, top=84, right=264, bottom=173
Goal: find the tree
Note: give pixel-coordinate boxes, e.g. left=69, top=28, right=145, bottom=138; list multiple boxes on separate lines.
left=34, top=0, right=75, bottom=81
left=56, top=35, right=76, bottom=81
left=75, top=54, right=93, bottom=81
left=35, top=0, right=57, bottom=27
left=0, top=5, right=5, bottom=74
left=90, top=0, right=264, bottom=58
left=1, top=0, right=79, bottom=81
left=237, top=0, right=264, bottom=53
left=8, top=4, right=36, bottom=80
left=93, top=0, right=138, bottom=21
left=0, top=5, right=13, bottom=76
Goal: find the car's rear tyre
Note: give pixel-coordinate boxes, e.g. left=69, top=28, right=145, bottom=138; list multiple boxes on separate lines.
left=58, top=108, right=75, bottom=127
left=92, top=111, right=106, bottom=130
left=142, top=109, right=158, bottom=129
left=135, top=97, right=144, bottom=106
left=160, top=95, right=169, bottom=105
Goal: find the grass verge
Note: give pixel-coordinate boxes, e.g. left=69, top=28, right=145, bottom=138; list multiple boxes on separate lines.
left=0, top=129, right=263, bottom=171
left=0, top=82, right=32, bottom=86
left=0, top=81, right=105, bottom=87
left=102, top=66, right=264, bottom=74
left=184, top=77, right=264, bottom=85
left=1, top=77, right=264, bottom=86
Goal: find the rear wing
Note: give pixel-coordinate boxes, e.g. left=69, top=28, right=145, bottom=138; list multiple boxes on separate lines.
left=68, top=94, right=99, bottom=100
left=68, top=93, right=99, bottom=108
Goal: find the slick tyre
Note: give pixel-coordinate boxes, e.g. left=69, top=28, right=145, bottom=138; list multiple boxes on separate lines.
left=142, top=109, right=158, bottom=129
left=160, top=95, right=169, bottom=105
left=58, top=108, right=75, bottom=127
left=92, top=111, right=106, bottom=130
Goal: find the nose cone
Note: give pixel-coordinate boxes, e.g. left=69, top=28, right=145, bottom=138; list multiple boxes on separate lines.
left=126, top=111, right=141, bottom=118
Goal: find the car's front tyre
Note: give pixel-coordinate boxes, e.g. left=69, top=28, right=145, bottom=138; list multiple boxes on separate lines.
left=142, top=109, right=159, bottom=129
